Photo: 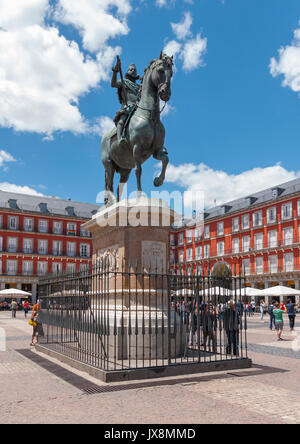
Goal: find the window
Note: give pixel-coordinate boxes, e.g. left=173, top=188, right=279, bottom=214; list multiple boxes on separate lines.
left=8, top=216, right=18, bottom=230
left=255, top=257, right=263, bottom=275
left=204, top=244, right=210, bottom=259
left=67, top=242, right=76, bottom=257
left=283, top=227, right=293, bottom=246
left=242, top=236, right=250, bottom=252
left=170, top=234, right=175, bottom=246
left=232, top=238, right=239, bottom=254
left=38, top=262, right=48, bottom=276
left=186, top=230, right=194, bottom=244
left=67, top=223, right=77, bottom=236
left=22, top=261, right=33, bottom=276
left=178, top=250, right=184, bottom=263
left=243, top=259, right=251, bottom=275
left=269, top=255, right=278, bottom=273
left=232, top=217, right=239, bottom=232
left=0, top=259, right=2, bottom=273
left=38, top=239, right=48, bottom=255
left=23, top=238, right=33, bottom=254
left=284, top=253, right=294, bottom=272
left=24, top=218, right=34, bottom=232
left=7, top=260, right=17, bottom=275
left=242, top=214, right=250, bottom=230
left=38, top=219, right=48, bottom=233
left=254, top=232, right=263, bottom=250
left=80, top=227, right=90, bottom=238
left=298, top=200, right=300, bottom=217
left=80, top=244, right=90, bottom=258
left=66, top=263, right=76, bottom=274
left=204, top=225, right=210, bottom=239
left=268, top=230, right=278, bottom=248
left=195, top=246, right=202, bottom=260
left=281, top=202, right=293, bottom=220
left=186, top=248, right=193, bottom=262
left=170, top=250, right=175, bottom=264
left=178, top=233, right=184, bottom=245
left=52, top=263, right=62, bottom=275
left=52, top=241, right=62, bottom=256
left=267, top=207, right=277, bottom=224
left=53, top=221, right=63, bottom=234
left=7, top=237, right=17, bottom=253
left=0, top=236, right=2, bottom=252
left=195, top=228, right=202, bottom=241
left=0, top=215, right=2, bottom=228
left=217, top=222, right=224, bottom=236
left=253, top=211, right=263, bottom=227
left=217, top=241, right=225, bottom=256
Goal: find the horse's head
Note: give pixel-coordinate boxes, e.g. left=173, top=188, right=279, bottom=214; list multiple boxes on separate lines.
left=150, top=52, right=173, bottom=102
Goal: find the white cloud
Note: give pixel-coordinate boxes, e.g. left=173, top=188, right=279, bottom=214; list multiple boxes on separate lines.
left=54, top=0, right=131, bottom=53
left=0, top=0, right=130, bottom=137
left=164, top=12, right=207, bottom=72
left=171, top=12, right=193, bottom=41
left=0, top=182, right=45, bottom=196
left=270, top=24, right=300, bottom=93
left=93, top=116, right=115, bottom=136
left=164, top=162, right=300, bottom=208
left=0, top=150, right=15, bottom=169
left=180, top=33, right=207, bottom=71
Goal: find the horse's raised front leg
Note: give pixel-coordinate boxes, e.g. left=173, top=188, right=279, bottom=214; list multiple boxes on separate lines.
left=153, top=148, right=169, bottom=187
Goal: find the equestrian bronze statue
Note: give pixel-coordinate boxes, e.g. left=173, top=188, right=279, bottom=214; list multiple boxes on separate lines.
left=101, top=52, right=173, bottom=204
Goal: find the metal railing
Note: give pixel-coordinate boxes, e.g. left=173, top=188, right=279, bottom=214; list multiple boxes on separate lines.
left=38, top=262, right=248, bottom=373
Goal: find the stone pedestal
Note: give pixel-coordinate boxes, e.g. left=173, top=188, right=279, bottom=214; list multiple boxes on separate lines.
left=82, top=198, right=183, bottom=360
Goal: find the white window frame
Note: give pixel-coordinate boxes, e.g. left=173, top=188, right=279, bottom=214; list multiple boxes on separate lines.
left=253, top=211, right=263, bottom=227
left=269, top=255, right=278, bottom=273
left=24, top=218, right=34, bottom=232
left=38, top=239, right=48, bottom=255
left=186, top=248, right=193, bottom=262
left=8, top=215, right=18, bottom=230
left=217, top=222, right=224, bottom=236
left=38, top=262, right=48, bottom=276
left=186, top=230, right=194, bottom=244
left=178, top=233, right=184, bottom=246
left=67, top=242, right=76, bottom=257
left=22, top=260, right=33, bottom=276
left=254, top=232, right=263, bottom=250
left=0, top=236, right=2, bottom=252
left=242, top=214, right=250, bottom=230
left=7, top=259, right=17, bottom=275
left=283, top=227, right=293, bottom=246
left=52, top=240, right=63, bottom=256
left=195, top=246, right=202, bottom=260
left=255, top=257, right=264, bottom=275
left=268, top=230, right=278, bottom=248
left=7, top=237, right=17, bottom=253
left=281, top=202, right=293, bottom=220
left=178, top=250, right=184, bottom=263
left=243, top=259, right=251, bottom=276
left=232, top=238, right=239, bottom=254
left=23, top=238, right=33, bottom=254
left=204, top=225, right=210, bottom=239
left=267, top=207, right=277, bottom=224
left=38, top=219, right=48, bottom=233
left=242, top=235, right=250, bottom=252
left=284, top=253, right=294, bottom=272
left=53, top=221, right=63, bottom=235
left=204, top=244, right=210, bottom=259
left=232, top=217, right=239, bottom=232
left=217, top=241, right=225, bottom=256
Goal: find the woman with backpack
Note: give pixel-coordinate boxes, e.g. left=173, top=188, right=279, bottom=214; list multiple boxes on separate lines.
left=267, top=301, right=276, bottom=330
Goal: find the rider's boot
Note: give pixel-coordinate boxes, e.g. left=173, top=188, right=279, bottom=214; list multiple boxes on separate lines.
left=117, top=123, right=127, bottom=149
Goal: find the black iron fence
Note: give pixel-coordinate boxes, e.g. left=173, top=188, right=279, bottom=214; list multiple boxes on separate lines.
left=38, top=262, right=248, bottom=373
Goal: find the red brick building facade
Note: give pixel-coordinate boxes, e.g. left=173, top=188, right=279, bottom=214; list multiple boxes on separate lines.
left=170, top=179, right=300, bottom=296
left=0, top=190, right=99, bottom=302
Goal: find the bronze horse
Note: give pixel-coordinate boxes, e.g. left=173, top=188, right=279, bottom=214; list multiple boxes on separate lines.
left=101, top=53, right=173, bottom=204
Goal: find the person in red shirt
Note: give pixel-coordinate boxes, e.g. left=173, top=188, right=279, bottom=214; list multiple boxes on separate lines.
left=23, top=301, right=30, bottom=318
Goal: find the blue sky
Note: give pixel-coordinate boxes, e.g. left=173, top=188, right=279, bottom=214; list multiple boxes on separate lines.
left=1, top=0, right=300, bottom=209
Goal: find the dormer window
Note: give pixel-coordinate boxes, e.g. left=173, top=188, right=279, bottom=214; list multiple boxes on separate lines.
left=246, top=197, right=257, bottom=206
left=8, top=199, right=18, bottom=210
left=272, top=188, right=284, bottom=199
left=66, top=206, right=76, bottom=217
left=39, top=203, right=49, bottom=213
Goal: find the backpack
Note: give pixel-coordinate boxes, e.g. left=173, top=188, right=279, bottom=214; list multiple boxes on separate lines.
left=268, top=305, right=274, bottom=315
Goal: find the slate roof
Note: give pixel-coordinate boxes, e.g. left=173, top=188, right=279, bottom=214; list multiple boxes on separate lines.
left=172, top=177, right=300, bottom=229
left=0, top=190, right=100, bottom=219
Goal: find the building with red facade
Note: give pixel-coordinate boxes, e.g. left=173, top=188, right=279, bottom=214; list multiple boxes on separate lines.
left=0, top=190, right=99, bottom=302
left=170, top=178, right=300, bottom=301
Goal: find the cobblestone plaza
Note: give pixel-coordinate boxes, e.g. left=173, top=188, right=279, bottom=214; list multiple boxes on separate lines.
left=0, top=310, right=300, bottom=424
